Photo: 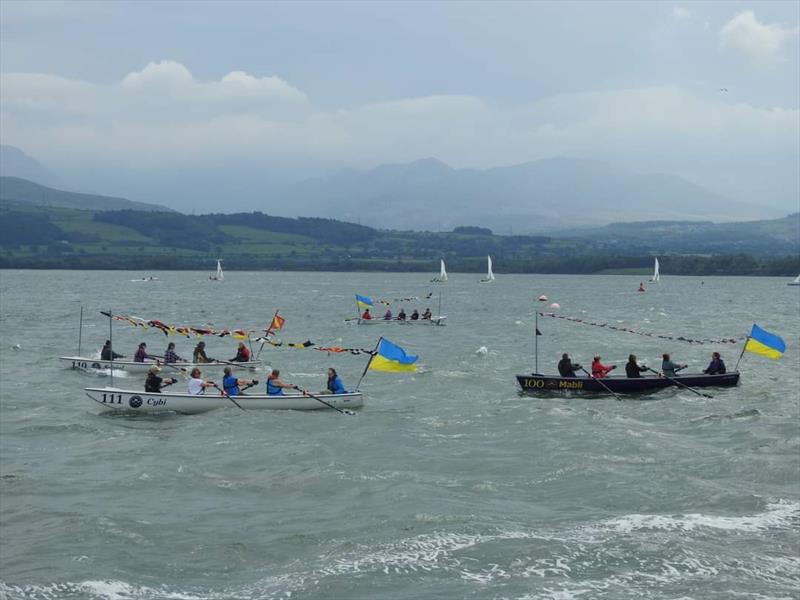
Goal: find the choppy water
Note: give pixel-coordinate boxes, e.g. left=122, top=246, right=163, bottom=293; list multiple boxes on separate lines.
left=1, top=270, right=798, bottom=600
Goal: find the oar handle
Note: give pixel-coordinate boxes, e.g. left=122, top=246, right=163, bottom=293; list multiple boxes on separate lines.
left=293, top=385, right=354, bottom=416
left=645, top=367, right=712, bottom=398
left=213, top=383, right=246, bottom=411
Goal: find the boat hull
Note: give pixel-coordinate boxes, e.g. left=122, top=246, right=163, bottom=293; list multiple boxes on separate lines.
left=356, top=316, right=446, bottom=326
left=61, top=356, right=263, bottom=373
left=516, top=372, right=740, bottom=395
left=85, top=387, right=364, bottom=414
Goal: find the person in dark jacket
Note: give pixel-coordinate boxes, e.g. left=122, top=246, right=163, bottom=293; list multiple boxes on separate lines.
left=134, top=342, right=153, bottom=363
left=230, top=342, right=250, bottom=362
left=410, top=309, right=420, bottom=321
left=704, top=352, right=726, bottom=374
left=625, top=354, right=648, bottom=378
left=145, top=365, right=176, bottom=392
left=100, top=340, right=123, bottom=361
left=193, top=341, right=213, bottom=363
left=163, top=342, right=183, bottom=363
left=558, top=353, right=581, bottom=377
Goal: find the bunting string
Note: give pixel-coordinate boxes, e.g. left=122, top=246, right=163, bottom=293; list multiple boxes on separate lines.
left=374, top=293, right=434, bottom=306
left=538, top=312, right=746, bottom=345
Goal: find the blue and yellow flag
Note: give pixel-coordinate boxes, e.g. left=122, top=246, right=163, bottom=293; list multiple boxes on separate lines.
left=356, top=294, right=373, bottom=309
left=369, top=338, right=418, bottom=373
left=744, top=324, right=786, bottom=360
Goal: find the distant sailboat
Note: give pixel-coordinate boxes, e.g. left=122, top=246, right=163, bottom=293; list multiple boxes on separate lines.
left=788, top=274, right=800, bottom=286
left=480, top=255, right=496, bottom=283
left=650, top=257, right=660, bottom=283
left=209, top=259, right=224, bottom=281
left=431, top=259, right=447, bottom=283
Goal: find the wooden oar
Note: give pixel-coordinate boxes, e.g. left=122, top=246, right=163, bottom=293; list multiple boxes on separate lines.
left=645, top=367, right=713, bottom=399
left=579, top=366, right=623, bottom=401
left=292, top=385, right=355, bottom=416
left=212, top=383, right=247, bottom=411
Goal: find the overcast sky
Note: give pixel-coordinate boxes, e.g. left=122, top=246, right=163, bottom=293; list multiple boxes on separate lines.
left=1, top=0, right=798, bottom=212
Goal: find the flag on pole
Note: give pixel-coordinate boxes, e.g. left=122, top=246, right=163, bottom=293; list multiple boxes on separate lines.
left=744, top=324, right=786, bottom=360
left=270, top=314, right=286, bottom=331
left=369, top=338, right=418, bottom=373
left=356, top=294, right=373, bottom=309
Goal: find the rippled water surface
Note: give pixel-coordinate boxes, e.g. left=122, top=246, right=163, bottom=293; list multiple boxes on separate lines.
left=1, top=270, right=798, bottom=599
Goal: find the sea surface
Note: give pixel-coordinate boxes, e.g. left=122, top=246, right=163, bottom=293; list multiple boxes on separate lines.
left=1, top=270, right=798, bottom=600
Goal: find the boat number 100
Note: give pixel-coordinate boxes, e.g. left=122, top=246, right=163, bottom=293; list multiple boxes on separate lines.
left=101, top=393, right=123, bottom=404
left=523, top=379, right=545, bottom=388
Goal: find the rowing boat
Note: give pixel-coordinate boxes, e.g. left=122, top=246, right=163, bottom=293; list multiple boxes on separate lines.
left=85, top=387, right=364, bottom=414
left=516, top=372, right=739, bottom=395
left=60, top=356, right=263, bottom=373
left=356, top=316, right=447, bottom=326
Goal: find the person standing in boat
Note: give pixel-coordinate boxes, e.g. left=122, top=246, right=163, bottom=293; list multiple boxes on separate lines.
left=145, top=365, right=176, bottom=393
left=703, top=352, right=726, bottom=375
left=266, top=369, right=294, bottom=396
left=661, top=353, right=687, bottom=377
left=188, top=368, right=215, bottom=395
left=383, top=308, right=393, bottom=320
left=324, top=367, right=347, bottom=394
left=422, top=308, right=432, bottom=320
left=410, top=309, right=420, bottom=321
left=163, top=342, right=184, bottom=363
left=222, top=366, right=255, bottom=396
left=134, top=342, right=154, bottom=363
left=193, top=341, right=214, bottom=363
left=230, top=342, right=250, bottom=362
left=361, top=308, right=372, bottom=320
left=100, top=340, right=124, bottom=361
left=625, top=355, right=647, bottom=378
left=591, top=355, right=616, bottom=378
left=397, top=308, right=407, bottom=321
left=557, top=353, right=581, bottom=377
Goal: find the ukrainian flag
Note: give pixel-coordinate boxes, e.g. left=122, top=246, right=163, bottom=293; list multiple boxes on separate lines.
left=356, top=294, right=373, bottom=309
left=369, top=338, right=418, bottom=373
left=744, top=324, right=786, bottom=360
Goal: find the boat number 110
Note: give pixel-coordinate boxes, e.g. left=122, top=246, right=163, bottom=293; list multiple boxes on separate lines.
left=101, top=393, right=123, bottom=404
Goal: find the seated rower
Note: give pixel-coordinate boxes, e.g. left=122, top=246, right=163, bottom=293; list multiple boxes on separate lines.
left=222, top=366, right=255, bottom=396
left=230, top=342, right=250, bottom=362
left=557, top=353, right=581, bottom=377
left=100, top=340, right=124, bottom=361
left=193, top=341, right=214, bottom=364
left=266, top=369, right=293, bottom=396
left=625, top=354, right=647, bottom=378
left=163, top=342, right=184, bottom=363
left=703, top=352, right=726, bottom=375
left=422, top=308, right=432, bottom=320
left=324, top=367, right=348, bottom=394
left=383, top=309, right=393, bottom=320
left=187, top=368, right=215, bottom=395
left=361, top=308, right=372, bottom=320
left=591, top=355, right=616, bottom=378
left=145, top=365, right=176, bottom=393
left=410, top=309, right=420, bottom=321
left=134, top=342, right=153, bottom=363
left=397, top=308, right=407, bottom=321
left=638, top=282, right=646, bottom=292
left=661, top=353, right=687, bottom=377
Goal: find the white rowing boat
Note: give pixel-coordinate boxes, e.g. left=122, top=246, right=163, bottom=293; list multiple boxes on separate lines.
left=356, top=316, right=447, bottom=326
left=60, top=356, right=263, bottom=373
left=85, top=387, right=364, bottom=414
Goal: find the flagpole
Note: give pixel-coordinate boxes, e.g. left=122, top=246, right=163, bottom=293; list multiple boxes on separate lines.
left=356, top=337, right=382, bottom=391
left=354, top=297, right=361, bottom=322
left=108, top=309, right=114, bottom=387
left=77, top=304, right=83, bottom=356
left=256, top=309, right=280, bottom=360
left=534, top=310, right=539, bottom=374
left=734, top=335, right=749, bottom=372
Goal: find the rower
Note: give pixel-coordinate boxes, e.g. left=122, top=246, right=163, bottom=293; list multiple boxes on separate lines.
left=383, top=308, right=393, bottom=320
left=422, top=308, right=432, bottom=320
left=591, top=355, right=616, bottom=378
left=325, top=367, right=348, bottom=394
left=145, top=365, right=176, bottom=393
left=101, top=340, right=124, bottom=360
left=134, top=342, right=153, bottom=363
left=163, top=342, right=184, bottom=363
left=188, top=367, right=215, bottom=395
left=661, top=353, right=687, bottom=377
left=625, top=355, right=647, bottom=378
left=193, top=341, right=214, bottom=363
left=397, top=308, right=407, bottom=321
left=637, top=282, right=646, bottom=292
left=222, top=366, right=255, bottom=396
left=703, top=352, right=726, bottom=375
left=266, top=369, right=293, bottom=396
left=410, top=309, right=420, bottom=321
left=361, top=308, right=372, bottom=320
left=557, top=353, right=581, bottom=377
left=230, top=342, right=250, bottom=362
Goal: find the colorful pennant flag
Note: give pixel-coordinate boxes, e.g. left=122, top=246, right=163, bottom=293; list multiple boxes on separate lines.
left=744, top=324, right=786, bottom=360
left=356, top=294, right=373, bottom=309
left=369, top=338, right=418, bottom=373
left=270, top=314, right=286, bottom=331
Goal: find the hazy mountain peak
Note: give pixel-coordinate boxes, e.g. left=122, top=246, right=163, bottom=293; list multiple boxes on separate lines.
left=0, top=145, right=60, bottom=187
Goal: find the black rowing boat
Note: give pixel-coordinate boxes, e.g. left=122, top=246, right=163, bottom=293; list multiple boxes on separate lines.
left=516, top=372, right=740, bottom=395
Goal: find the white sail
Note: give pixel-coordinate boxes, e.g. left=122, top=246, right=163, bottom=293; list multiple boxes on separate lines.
left=651, top=257, right=660, bottom=283
left=210, top=259, right=224, bottom=281
left=789, top=274, right=800, bottom=286
left=439, top=260, right=448, bottom=281
left=487, top=255, right=495, bottom=281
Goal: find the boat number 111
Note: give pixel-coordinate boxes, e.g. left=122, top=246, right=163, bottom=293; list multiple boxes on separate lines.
left=101, top=393, right=123, bottom=404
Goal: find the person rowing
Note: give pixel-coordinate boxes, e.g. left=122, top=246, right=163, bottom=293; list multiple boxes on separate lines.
left=661, top=353, right=687, bottom=377
left=145, top=365, right=177, bottom=393
left=397, top=308, right=407, bottom=321
left=134, top=342, right=155, bottom=363
left=188, top=367, right=215, bottom=395
left=625, top=354, right=648, bottom=378
left=591, top=355, right=616, bottom=378
left=230, top=341, right=250, bottom=362
left=557, top=353, right=581, bottom=377
left=193, top=341, right=214, bottom=364
left=324, top=367, right=348, bottom=394
left=703, top=352, right=726, bottom=375
left=100, top=340, right=124, bottom=361
left=383, top=308, right=393, bottom=320
left=266, top=369, right=294, bottom=396
left=163, top=342, right=184, bottom=363
left=410, top=309, right=420, bottom=321
left=422, top=308, right=432, bottom=320
left=222, top=366, right=256, bottom=396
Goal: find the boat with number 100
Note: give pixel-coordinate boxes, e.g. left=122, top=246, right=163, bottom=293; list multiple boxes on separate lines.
left=516, top=372, right=739, bottom=395
left=85, top=387, right=363, bottom=414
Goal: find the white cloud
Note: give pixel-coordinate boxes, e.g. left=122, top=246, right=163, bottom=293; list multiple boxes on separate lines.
left=671, top=7, right=692, bottom=20
left=719, top=10, right=799, bottom=66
